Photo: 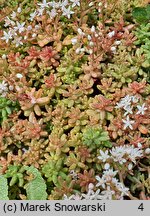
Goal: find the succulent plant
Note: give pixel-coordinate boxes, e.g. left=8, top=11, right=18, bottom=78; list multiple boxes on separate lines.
left=18, top=88, right=51, bottom=117
left=4, top=164, right=24, bottom=187
left=42, top=156, right=68, bottom=187
left=132, top=4, right=150, bottom=23
left=134, top=23, right=150, bottom=69
left=0, top=0, right=149, bottom=200
left=48, top=176, right=74, bottom=200
left=82, top=126, right=112, bottom=150
left=1, top=165, right=48, bottom=200
left=0, top=97, right=19, bottom=125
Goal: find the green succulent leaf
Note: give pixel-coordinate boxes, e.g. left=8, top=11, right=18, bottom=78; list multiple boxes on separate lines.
left=103, top=140, right=112, bottom=148
left=0, top=97, right=20, bottom=125
left=9, top=175, right=18, bottom=187
left=145, top=5, right=150, bottom=19
left=82, top=127, right=112, bottom=149
left=132, top=4, right=150, bottom=23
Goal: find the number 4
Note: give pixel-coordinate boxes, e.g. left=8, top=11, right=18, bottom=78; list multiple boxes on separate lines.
left=138, top=203, right=144, bottom=211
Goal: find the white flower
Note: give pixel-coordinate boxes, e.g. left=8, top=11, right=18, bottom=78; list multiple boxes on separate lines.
left=1, top=31, right=13, bottom=43
left=116, top=183, right=129, bottom=197
left=97, top=150, right=110, bottom=162
left=89, top=41, right=94, bottom=46
left=82, top=183, right=100, bottom=200
left=80, top=48, right=85, bottom=52
left=70, top=0, right=80, bottom=8
left=115, top=40, right=121, bottom=45
left=126, top=147, right=143, bottom=163
left=75, top=47, right=85, bottom=54
left=14, top=22, right=25, bottom=33
left=89, top=2, right=94, bottom=7
left=4, top=17, right=14, bottom=27
left=136, top=103, right=147, bottom=115
left=12, top=37, right=23, bottom=47
left=98, top=8, right=101, bottom=13
left=16, top=73, right=23, bottom=79
left=17, top=7, right=22, bottom=13
left=111, top=145, right=143, bottom=164
left=37, top=0, right=50, bottom=8
left=108, top=30, right=115, bottom=38
left=98, top=186, right=115, bottom=200
left=47, top=8, right=57, bottom=18
left=63, top=193, right=82, bottom=200
left=82, top=188, right=101, bottom=200
left=91, top=25, right=96, bottom=32
left=77, top=28, right=84, bottom=35
left=103, top=169, right=118, bottom=182
left=131, top=95, right=139, bottom=103
left=122, top=115, right=135, bottom=130
left=115, top=103, right=123, bottom=109
left=124, top=105, right=133, bottom=116
left=35, top=24, right=40, bottom=30
left=111, top=177, right=119, bottom=185
left=75, top=47, right=81, bottom=54
left=137, top=142, right=142, bottom=148
left=89, top=49, right=93, bottom=54
left=9, top=85, right=14, bottom=91
left=49, top=1, right=60, bottom=8
left=128, top=163, right=133, bottom=170
left=27, top=25, right=32, bottom=31
left=88, top=183, right=94, bottom=190
left=104, top=163, right=110, bottom=170
left=145, top=148, right=150, bottom=154
left=62, top=6, right=74, bottom=19
left=37, top=8, right=45, bottom=16
left=9, top=28, right=17, bottom=37
left=69, top=170, right=78, bottom=180
left=110, top=146, right=127, bottom=164
left=60, top=0, right=69, bottom=10
left=0, top=80, right=8, bottom=97
left=32, top=33, right=37, bottom=38
left=87, top=34, right=92, bottom=40
left=95, top=176, right=106, bottom=188
left=29, top=11, right=37, bottom=21
left=22, top=147, right=28, bottom=153
left=0, top=81, right=8, bottom=93
left=2, top=54, right=7, bottom=59
left=10, top=11, right=17, bottom=19
left=110, top=46, right=116, bottom=52
left=115, top=95, right=132, bottom=109
left=71, top=37, right=77, bottom=45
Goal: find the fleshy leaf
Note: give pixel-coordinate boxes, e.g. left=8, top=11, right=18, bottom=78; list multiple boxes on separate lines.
left=145, top=5, right=150, bottom=19
left=132, top=7, right=149, bottom=23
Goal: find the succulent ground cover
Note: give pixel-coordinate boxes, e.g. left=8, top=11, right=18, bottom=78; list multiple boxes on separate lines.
left=0, top=0, right=149, bottom=200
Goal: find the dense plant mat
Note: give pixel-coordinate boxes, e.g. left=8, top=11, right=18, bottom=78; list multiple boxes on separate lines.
left=0, top=0, right=149, bottom=200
